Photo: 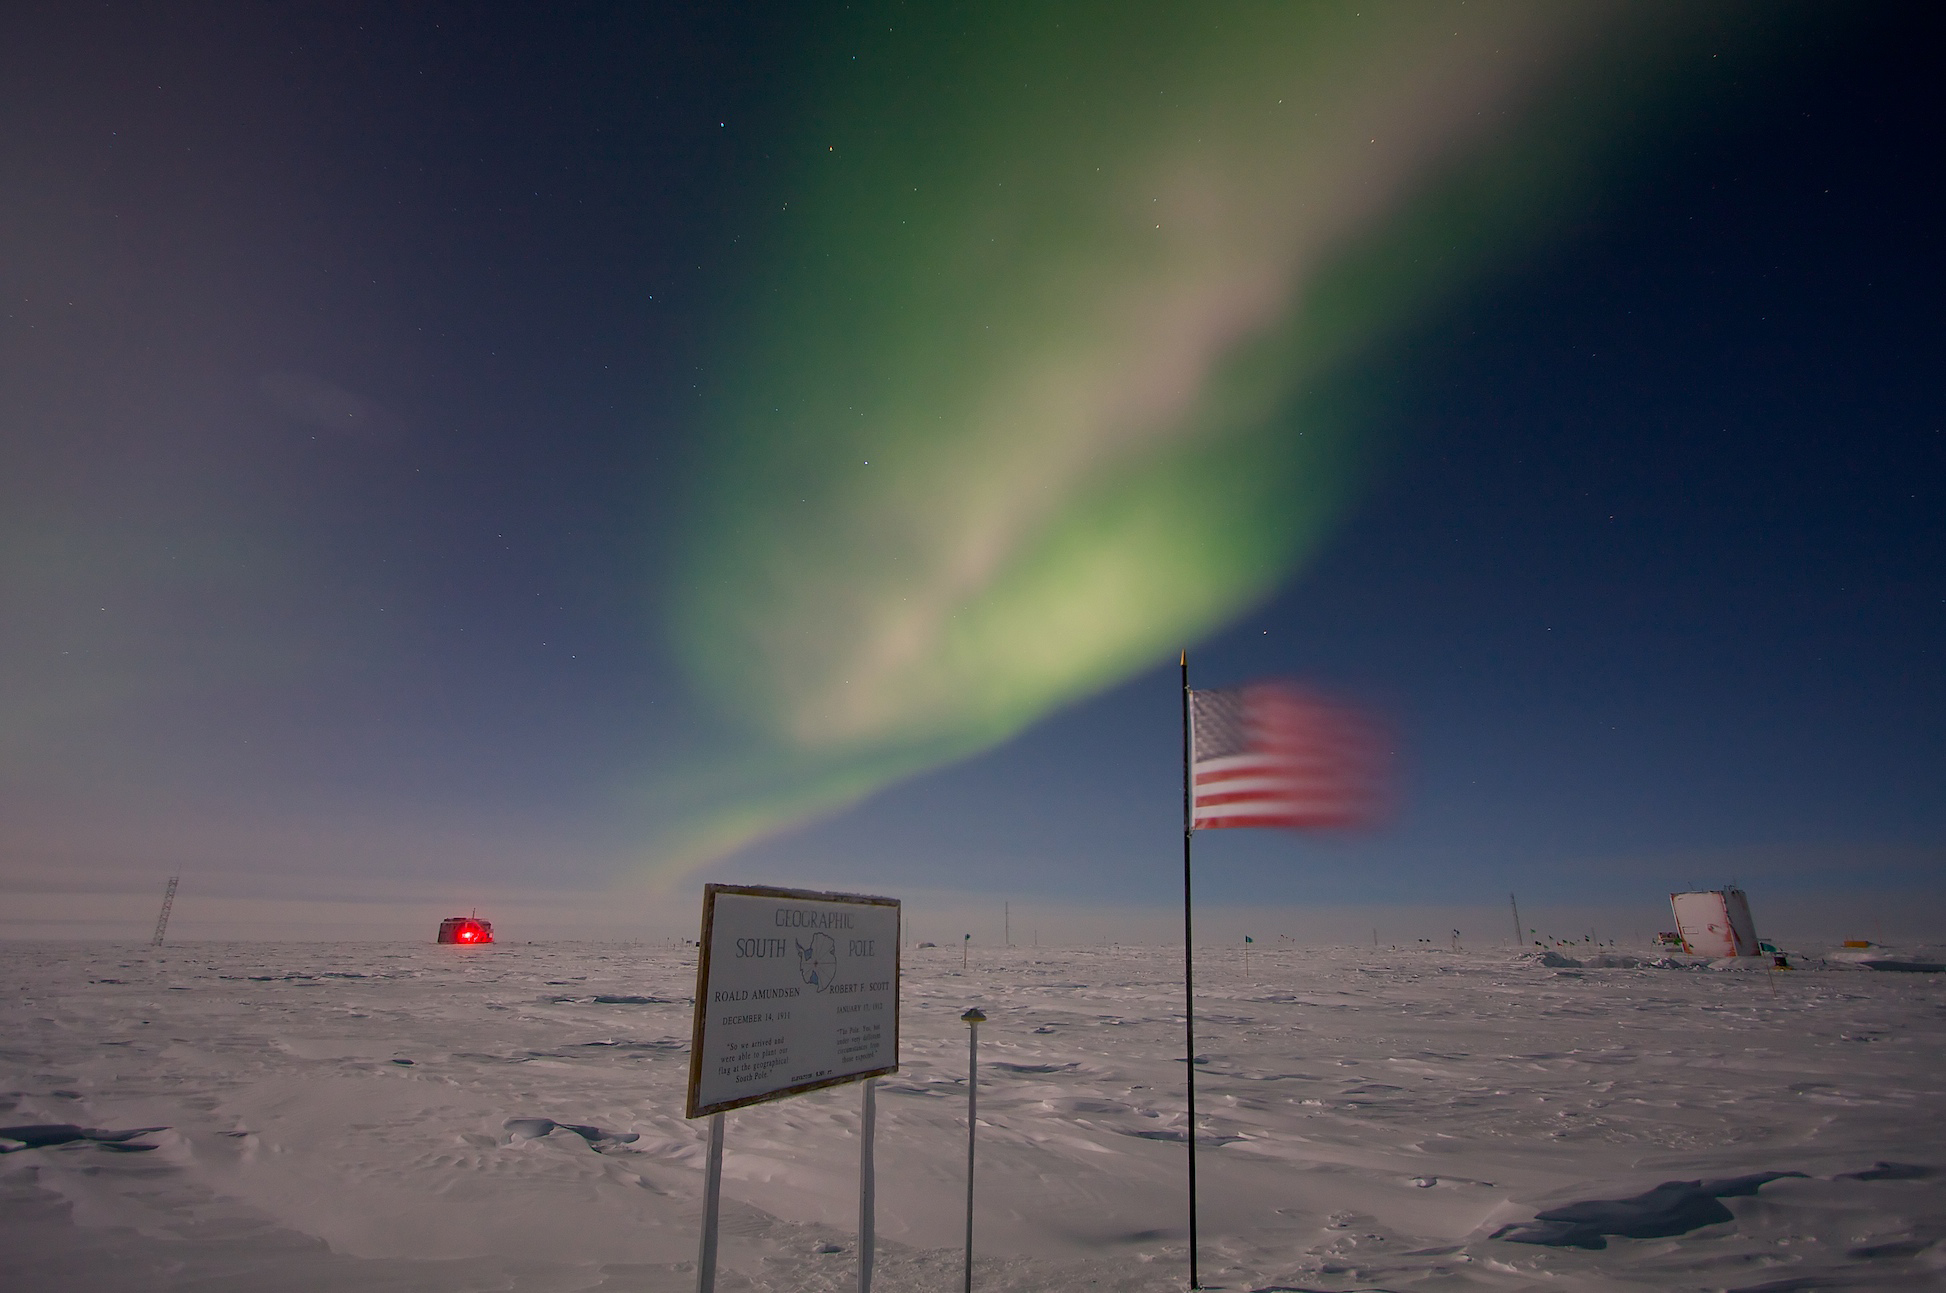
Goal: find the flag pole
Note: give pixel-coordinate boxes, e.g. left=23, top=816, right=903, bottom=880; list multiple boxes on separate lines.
left=1180, top=650, right=1200, bottom=1290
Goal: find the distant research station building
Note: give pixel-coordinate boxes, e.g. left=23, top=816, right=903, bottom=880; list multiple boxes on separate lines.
left=1668, top=887, right=1761, bottom=958
left=437, top=913, right=494, bottom=944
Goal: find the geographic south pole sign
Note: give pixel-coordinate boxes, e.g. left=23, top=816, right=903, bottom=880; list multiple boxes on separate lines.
left=686, top=885, right=902, bottom=1292
left=686, top=883, right=901, bottom=1118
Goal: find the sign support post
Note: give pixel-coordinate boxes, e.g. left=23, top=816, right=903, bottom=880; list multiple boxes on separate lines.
left=696, top=1111, right=724, bottom=1293
left=858, top=1077, right=877, bottom=1293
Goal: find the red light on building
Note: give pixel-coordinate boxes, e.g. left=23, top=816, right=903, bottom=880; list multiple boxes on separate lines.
left=437, top=914, right=494, bottom=945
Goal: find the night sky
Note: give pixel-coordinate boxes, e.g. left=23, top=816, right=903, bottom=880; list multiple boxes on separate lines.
left=4, top=3, right=1941, bottom=941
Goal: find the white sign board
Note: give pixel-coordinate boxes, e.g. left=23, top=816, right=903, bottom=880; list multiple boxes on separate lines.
left=686, top=884, right=901, bottom=1118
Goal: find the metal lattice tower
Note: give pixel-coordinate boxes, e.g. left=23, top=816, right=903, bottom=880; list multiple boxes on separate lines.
left=151, top=875, right=180, bottom=946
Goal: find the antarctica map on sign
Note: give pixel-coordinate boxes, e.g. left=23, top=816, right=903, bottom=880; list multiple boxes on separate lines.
left=687, top=885, right=901, bottom=1116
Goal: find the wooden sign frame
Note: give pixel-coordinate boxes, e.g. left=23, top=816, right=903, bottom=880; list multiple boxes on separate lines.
left=685, top=883, right=901, bottom=1118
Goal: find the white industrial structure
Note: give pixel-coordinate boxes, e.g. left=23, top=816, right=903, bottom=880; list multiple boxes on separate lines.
left=1669, top=886, right=1762, bottom=957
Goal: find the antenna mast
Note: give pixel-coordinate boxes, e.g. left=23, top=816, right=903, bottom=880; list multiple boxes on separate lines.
left=151, top=874, right=181, bottom=946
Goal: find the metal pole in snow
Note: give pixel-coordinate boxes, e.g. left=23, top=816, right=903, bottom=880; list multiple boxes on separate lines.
left=696, top=1111, right=725, bottom=1293
left=1509, top=894, right=1523, bottom=948
left=151, top=874, right=180, bottom=946
left=858, top=1077, right=877, bottom=1293
left=1180, top=650, right=1200, bottom=1290
left=962, top=1007, right=986, bottom=1293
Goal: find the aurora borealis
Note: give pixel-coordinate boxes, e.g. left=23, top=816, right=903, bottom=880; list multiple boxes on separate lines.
left=3, top=3, right=1943, bottom=938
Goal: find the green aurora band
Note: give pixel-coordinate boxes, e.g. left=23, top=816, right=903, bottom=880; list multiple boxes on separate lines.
left=654, top=2, right=1781, bottom=875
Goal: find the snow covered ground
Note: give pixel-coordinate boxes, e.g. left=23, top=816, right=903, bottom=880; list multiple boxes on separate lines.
left=4, top=939, right=1943, bottom=1291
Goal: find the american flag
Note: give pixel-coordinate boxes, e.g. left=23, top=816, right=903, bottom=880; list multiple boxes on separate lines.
left=1189, top=682, right=1388, bottom=830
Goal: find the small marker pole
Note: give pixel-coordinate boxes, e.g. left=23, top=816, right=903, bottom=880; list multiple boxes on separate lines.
left=962, top=1007, right=986, bottom=1293
left=859, top=1077, right=877, bottom=1293
left=962, top=933, right=970, bottom=970
left=696, top=1112, right=725, bottom=1293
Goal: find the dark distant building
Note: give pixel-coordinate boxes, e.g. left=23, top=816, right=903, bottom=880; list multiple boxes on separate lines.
left=437, top=914, right=494, bottom=944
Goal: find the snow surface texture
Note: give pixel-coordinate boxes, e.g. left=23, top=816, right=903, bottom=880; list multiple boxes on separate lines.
left=2, top=941, right=1942, bottom=1291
